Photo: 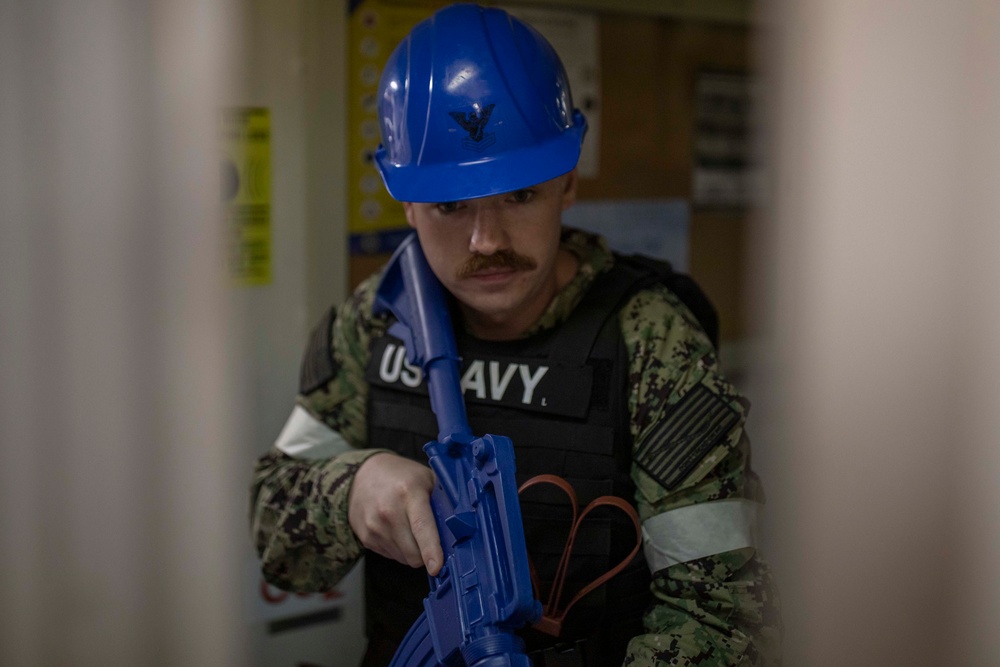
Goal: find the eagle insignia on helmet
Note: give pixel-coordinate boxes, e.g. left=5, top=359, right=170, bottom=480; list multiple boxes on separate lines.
left=449, top=104, right=496, bottom=152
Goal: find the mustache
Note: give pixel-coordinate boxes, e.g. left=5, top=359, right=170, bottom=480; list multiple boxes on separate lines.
left=457, top=249, right=537, bottom=278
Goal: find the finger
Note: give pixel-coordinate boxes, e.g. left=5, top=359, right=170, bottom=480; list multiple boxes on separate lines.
left=389, top=520, right=425, bottom=569
left=407, top=495, right=444, bottom=576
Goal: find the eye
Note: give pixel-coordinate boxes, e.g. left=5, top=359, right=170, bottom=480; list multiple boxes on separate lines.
left=509, top=189, right=534, bottom=204
left=435, top=201, right=461, bottom=214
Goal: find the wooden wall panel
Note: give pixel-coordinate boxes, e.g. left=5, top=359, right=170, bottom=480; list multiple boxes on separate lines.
left=578, top=16, right=752, bottom=341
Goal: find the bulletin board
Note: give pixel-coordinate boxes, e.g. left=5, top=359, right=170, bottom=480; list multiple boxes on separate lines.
left=347, top=1, right=754, bottom=342
left=347, top=0, right=444, bottom=259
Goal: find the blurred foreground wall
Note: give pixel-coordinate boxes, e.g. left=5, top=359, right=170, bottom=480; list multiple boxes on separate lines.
left=0, top=1, right=247, bottom=665
left=751, top=0, right=1000, bottom=664
left=236, top=0, right=364, bottom=664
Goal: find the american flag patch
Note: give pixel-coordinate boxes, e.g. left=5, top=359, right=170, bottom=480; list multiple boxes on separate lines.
left=635, top=384, right=740, bottom=490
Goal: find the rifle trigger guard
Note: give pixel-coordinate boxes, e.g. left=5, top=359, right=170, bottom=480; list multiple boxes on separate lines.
left=517, top=474, right=643, bottom=638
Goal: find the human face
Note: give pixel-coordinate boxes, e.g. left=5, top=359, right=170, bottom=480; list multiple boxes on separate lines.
left=403, top=171, right=578, bottom=340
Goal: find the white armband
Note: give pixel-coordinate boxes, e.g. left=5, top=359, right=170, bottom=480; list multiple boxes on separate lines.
left=274, top=405, right=352, bottom=460
left=642, top=498, right=759, bottom=572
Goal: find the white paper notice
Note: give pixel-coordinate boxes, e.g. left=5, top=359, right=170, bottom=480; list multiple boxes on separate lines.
left=562, top=199, right=691, bottom=271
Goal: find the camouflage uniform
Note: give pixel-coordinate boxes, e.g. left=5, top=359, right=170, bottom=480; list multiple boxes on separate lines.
left=251, top=228, right=781, bottom=666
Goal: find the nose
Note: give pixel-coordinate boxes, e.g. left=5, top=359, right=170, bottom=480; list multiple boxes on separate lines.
left=468, top=202, right=509, bottom=255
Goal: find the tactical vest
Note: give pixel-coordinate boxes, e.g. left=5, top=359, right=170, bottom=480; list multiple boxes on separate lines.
left=360, top=256, right=716, bottom=666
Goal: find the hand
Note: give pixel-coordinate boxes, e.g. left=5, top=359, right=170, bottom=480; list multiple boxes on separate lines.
left=348, top=452, right=443, bottom=576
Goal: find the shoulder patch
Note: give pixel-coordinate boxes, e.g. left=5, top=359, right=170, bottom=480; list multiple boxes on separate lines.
left=299, top=307, right=340, bottom=395
left=634, top=384, right=740, bottom=490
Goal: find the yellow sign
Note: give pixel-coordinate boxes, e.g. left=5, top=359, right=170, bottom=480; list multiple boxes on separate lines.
left=348, top=0, right=448, bottom=255
left=222, top=107, right=272, bottom=285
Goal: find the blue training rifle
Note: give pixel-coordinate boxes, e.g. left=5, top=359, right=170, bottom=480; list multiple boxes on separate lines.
left=372, top=233, right=542, bottom=667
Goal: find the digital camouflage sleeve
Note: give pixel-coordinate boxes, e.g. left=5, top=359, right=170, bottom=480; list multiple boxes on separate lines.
left=249, top=277, right=389, bottom=593
left=618, top=284, right=782, bottom=666
left=249, top=229, right=781, bottom=665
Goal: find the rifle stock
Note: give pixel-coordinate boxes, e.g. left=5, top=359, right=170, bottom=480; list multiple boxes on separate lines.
left=373, top=234, right=540, bottom=667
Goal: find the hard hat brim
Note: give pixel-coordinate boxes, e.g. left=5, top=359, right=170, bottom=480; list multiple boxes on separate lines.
left=375, top=117, right=587, bottom=204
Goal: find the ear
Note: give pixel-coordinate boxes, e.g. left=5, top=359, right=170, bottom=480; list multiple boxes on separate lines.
left=561, top=168, right=578, bottom=211
left=403, top=202, right=416, bottom=228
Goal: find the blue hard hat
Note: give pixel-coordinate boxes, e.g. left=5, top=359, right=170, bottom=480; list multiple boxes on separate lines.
left=374, top=3, right=588, bottom=203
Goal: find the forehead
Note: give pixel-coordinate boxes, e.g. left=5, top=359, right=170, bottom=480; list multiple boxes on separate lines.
left=427, top=174, right=565, bottom=205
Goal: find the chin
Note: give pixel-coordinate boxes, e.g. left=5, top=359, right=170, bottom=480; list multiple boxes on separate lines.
left=463, top=294, right=520, bottom=321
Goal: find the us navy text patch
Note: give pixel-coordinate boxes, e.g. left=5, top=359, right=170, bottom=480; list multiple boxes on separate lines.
left=366, top=336, right=593, bottom=418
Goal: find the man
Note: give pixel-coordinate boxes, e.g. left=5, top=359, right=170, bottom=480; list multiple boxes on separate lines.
left=251, top=4, right=780, bottom=665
